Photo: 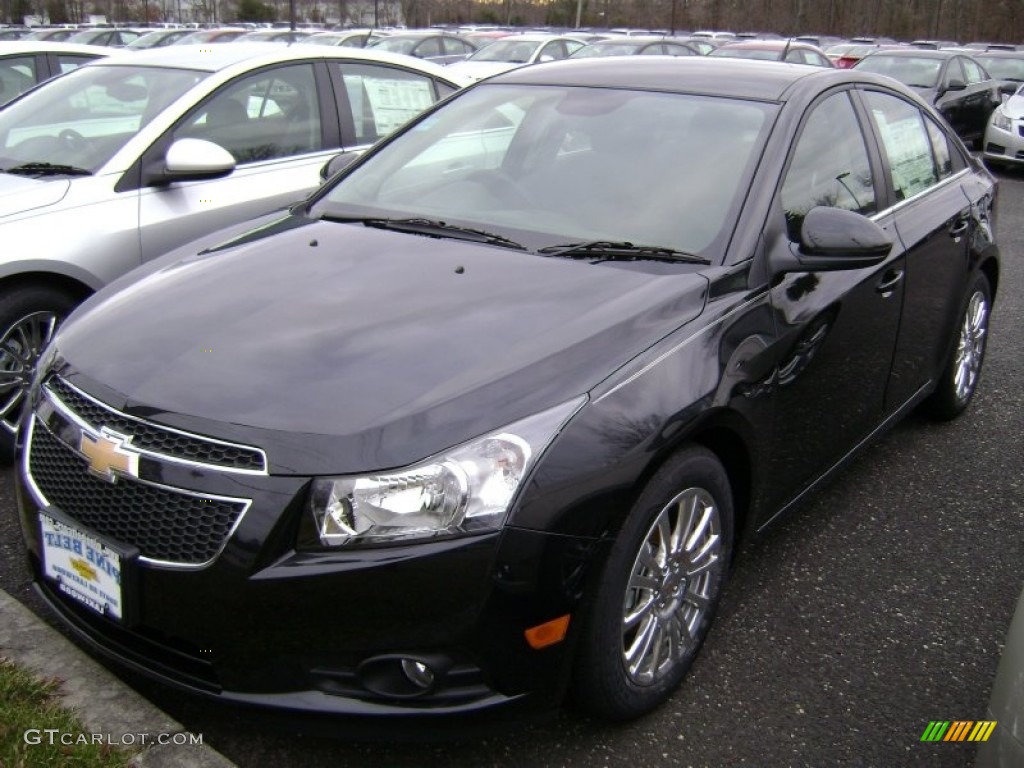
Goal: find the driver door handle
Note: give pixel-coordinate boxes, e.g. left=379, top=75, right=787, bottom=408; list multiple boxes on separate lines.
left=876, top=269, right=905, bottom=296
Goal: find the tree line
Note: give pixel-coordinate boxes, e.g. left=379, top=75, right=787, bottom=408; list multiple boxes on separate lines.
left=4, top=0, right=1022, bottom=44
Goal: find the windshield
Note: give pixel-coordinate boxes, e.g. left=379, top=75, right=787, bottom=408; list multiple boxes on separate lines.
left=312, top=83, right=774, bottom=257
left=976, top=56, right=1024, bottom=81
left=855, top=55, right=942, bottom=88
left=370, top=37, right=419, bottom=55
left=571, top=42, right=642, bottom=58
left=712, top=47, right=780, bottom=61
left=0, top=64, right=207, bottom=174
left=470, top=39, right=542, bottom=63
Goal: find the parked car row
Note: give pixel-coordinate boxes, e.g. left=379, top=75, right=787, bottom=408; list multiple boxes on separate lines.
left=0, top=43, right=469, bottom=455
left=8, top=56, right=999, bottom=729
left=0, top=41, right=110, bottom=106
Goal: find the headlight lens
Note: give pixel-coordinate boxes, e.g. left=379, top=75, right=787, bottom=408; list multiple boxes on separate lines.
left=308, top=396, right=585, bottom=546
left=993, top=109, right=1012, bottom=132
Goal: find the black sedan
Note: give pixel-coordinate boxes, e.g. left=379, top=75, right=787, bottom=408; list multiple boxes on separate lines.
left=853, top=48, right=1001, bottom=146
left=14, top=57, right=999, bottom=724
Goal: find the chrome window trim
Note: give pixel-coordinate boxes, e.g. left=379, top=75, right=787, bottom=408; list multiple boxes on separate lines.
left=44, top=377, right=269, bottom=476
left=24, top=414, right=254, bottom=571
left=870, top=167, right=969, bottom=221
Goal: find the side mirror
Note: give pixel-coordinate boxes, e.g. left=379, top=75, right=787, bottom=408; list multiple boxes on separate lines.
left=319, top=151, right=359, bottom=182
left=774, top=207, right=893, bottom=274
left=144, top=138, right=235, bottom=186
left=999, top=80, right=1019, bottom=97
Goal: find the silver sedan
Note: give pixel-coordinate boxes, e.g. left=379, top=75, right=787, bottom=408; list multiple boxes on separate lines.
left=982, top=82, right=1024, bottom=169
left=0, top=43, right=468, bottom=457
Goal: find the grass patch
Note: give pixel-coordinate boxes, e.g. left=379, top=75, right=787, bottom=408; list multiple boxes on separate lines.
left=0, top=656, right=137, bottom=767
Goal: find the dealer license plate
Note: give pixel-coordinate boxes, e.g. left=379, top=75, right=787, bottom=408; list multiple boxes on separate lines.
left=40, top=514, right=126, bottom=621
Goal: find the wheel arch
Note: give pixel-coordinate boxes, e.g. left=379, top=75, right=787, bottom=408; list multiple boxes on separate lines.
left=619, top=410, right=756, bottom=560
left=0, top=270, right=95, bottom=304
left=978, top=255, right=999, bottom=300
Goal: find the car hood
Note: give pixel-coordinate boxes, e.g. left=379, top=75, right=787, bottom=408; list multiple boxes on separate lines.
left=0, top=175, right=70, bottom=219
left=52, top=216, right=709, bottom=472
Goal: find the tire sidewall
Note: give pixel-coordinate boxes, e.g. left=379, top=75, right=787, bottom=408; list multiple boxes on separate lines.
left=574, top=446, right=734, bottom=720
left=0, top=284, right=79, bottom=462
left=926, top=272, right=991, bottom=421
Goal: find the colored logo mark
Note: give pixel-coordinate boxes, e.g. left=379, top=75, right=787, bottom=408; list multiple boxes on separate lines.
left=921, top=721, right=997, bottom=742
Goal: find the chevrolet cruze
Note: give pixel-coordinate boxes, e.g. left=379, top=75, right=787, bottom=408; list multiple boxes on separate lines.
left=16, top=58, right=999, bottom=722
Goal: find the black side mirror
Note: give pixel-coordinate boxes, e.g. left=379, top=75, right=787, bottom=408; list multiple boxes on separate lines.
left=774, top=206, right=893, bottom=274
left=320, top=152, right=359, bottom=182
left=999, top=80, right=1019, bottom=96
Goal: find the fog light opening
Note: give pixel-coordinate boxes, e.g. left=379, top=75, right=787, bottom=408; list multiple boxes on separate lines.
left=357, top=654, right=450, bottom=699
left=401, top=658, right=435, bottom=690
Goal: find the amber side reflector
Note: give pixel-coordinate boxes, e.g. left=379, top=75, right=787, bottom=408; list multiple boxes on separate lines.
left=524, top=614, right=571, bottom=650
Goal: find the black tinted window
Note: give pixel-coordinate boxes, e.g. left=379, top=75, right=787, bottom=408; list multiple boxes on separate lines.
left=782, top=92, right=876, bottom=240
left=864, top=91, right=940, bottom=200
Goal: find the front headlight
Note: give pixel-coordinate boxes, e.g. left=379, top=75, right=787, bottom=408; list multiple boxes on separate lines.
left=993, top=109, right=1012, bottom=132
left=307, top=396, right=585, bottom=547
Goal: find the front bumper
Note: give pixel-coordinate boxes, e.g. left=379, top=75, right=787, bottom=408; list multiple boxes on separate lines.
left=983, top=118, right=1024, bottom=165
left=15, top=378, right=606, bottom=720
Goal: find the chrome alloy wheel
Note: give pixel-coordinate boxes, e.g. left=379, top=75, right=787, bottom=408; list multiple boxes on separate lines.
left=621, top=487, right=723, bottom=686
left=953, top=289, right=989, bottom=404
left=0, top=311, right=59, bottom=433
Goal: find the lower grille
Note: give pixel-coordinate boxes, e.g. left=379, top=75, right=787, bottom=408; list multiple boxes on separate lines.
left=28, top=423, right=248, bottom=566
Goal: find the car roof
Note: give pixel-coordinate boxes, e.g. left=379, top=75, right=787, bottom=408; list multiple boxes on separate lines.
left=485, top=33, right=579, bottom=43
left=91, top=42, right=470, bottom=84
left=377, top=31, right=468, bottom=40
left=861, top=48, right=962, bottom=59
left=0, top=41, right=114, bottom=56
left=973, top=50, right=1024, bottom=59
left=719, top=40, right=823, bottom=51
left=490, top=56, right=871, bottom=101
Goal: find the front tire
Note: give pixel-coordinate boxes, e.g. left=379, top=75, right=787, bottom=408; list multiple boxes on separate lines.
left=0, top=285, right=78, bottom=462
left=923, top=273, right=991, bottom=421
left=573, top=446, right=733, bottom=720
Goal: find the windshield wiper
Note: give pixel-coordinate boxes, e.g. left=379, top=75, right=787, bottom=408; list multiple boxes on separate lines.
left=325, top=215, right=527, bottom=251
left=3, top=162, right=93, bottom=177
left=537, top=241, right=711, bottom=264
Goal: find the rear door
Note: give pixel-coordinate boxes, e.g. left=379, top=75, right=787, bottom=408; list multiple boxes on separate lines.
left=858, top=89, right=974, bottom=411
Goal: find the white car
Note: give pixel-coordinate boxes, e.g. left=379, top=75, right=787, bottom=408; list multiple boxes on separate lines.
left=0, top=41, right=112, bottom=107
left=0, top=43, right=468, bottom=457
left=446, top=34, right=585, bottom=81
left=983, top=82, right=1024, bottom=168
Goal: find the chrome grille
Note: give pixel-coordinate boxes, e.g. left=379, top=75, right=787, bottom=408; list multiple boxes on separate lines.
left=28, top=423, right=248, bottom=566
left=45, top=377, right=266, bottom=472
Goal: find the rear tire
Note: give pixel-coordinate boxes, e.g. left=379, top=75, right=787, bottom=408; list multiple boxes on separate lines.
left=572, top=446, right=733, bottom=720
left=923, top=273, right=991, bottom=421
left=0, top=284, right=78, bottom=463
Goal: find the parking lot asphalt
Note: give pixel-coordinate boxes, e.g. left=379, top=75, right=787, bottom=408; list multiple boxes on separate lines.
left=1, top=168, right=1021, bottom=767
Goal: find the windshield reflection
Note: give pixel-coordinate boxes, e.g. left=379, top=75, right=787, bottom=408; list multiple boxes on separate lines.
left=313, top=84, right=775, bottom=257
left=0, top=65, right=207, bottom=174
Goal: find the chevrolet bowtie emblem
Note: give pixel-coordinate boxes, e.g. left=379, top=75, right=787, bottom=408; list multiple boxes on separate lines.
left=80, top=428, right=140, bottom=483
